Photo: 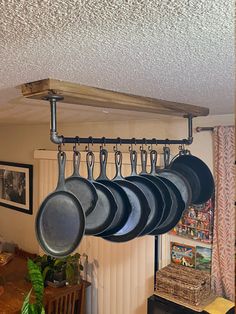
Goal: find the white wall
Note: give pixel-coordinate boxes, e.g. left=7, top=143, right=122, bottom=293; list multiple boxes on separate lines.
left=0, top=113, right=233, bottom=253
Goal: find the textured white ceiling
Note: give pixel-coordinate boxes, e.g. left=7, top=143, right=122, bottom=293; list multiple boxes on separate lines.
left=0, top=0, right=234, bottom=124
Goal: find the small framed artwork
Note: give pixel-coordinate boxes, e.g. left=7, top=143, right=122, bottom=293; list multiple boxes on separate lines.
left=196, top=246, right=212, bottom=273
left=170, top=242, right=195, bottom=268
left=0, top=161, right=33, bottom=215
left=169, top=198, right=214, bottom=244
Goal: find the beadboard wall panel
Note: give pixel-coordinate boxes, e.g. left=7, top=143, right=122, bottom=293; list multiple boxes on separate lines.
left=35, top=150, right=155, bottom=314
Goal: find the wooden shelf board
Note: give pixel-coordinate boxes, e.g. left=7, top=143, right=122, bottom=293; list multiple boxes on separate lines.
left=20, top=78, right=209, bottom=117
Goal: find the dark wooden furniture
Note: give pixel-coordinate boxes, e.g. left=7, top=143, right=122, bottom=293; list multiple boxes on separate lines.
left=0, top=255, right=90, bottom=314
left=46, top=284, right=85, bottom=314
left=147, top=295, right=209, bottom=314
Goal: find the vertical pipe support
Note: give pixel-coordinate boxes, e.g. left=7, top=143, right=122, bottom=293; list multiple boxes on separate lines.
left=43, top=94, right=64, bottom=144
left=185, top=114, right=194, bottom=145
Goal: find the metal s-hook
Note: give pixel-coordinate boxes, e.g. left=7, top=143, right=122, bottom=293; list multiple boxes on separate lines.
left=100, top=137, right=106, bottom=151
left=113, top=137, right=122, bottom=152
left=129, top=138, right=136, bottom=152
left=140, top=138, right=147, bottom=151
left=73, top=136, right=80, bottom=154
left=148, top=138, right=157, bottom=151
left=85, top=136, right=94, bottom=152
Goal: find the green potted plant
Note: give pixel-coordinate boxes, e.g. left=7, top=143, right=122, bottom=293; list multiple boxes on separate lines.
left=31, top=253, right=85, bottom=287
left=21, top=259, right=45, bottom=314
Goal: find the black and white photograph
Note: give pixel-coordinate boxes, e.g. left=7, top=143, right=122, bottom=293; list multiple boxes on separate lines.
left=0, top=162, right=33, bottom=214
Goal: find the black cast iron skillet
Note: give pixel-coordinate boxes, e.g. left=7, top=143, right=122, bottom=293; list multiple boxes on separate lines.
left=170, top=150, right=214, bottom=204
left=156, top=147, right=192, bottom=209
left=104, top=151, right=150, bottom=242
left=96, top=148, right=131, bottom=237
left=150, top=176, right=185, bottom=234
left=143, top=149, right=185, bottom=235
left=35, top=151, right=85, bottom=257
left=169, top=162, right=201, bottom=204
left=139, top=149, right=171, bottom=229
left=85, top=151, right=117, bottom=236
left=65, top=151, right=98, bottom=216
left=125, top=150, right=163, bottom=236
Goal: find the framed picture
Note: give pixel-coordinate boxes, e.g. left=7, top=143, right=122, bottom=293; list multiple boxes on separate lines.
left=196, top=246, right=212, bottom=272
left=169, top=198, right=214, bottom=244
left=170, top=242, right=195, bottom=268
left=0, top=161, right=33, bottom=214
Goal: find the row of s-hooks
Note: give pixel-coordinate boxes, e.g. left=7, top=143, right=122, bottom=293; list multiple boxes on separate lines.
left=57, top=136, right=187, bottom=153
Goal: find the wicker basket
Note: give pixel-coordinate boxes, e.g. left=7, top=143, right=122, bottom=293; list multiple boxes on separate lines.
left=155, top=264, right=211, bottom=306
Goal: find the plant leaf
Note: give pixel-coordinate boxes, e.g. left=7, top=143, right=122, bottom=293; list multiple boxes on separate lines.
left=42, top=266, right=51, bottom=282
left=27, top=259, right=44, bottom=309
left=21, top=289, right=32, bottom=314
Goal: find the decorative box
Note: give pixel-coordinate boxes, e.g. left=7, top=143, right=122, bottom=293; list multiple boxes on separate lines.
left=155, top=263, right=211, bottom=306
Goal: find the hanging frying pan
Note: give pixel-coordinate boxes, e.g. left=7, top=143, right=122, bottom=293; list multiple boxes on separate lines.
left=125, top=150, right=163, bottom=235
left=65, top=150, right=98, bottom=216
left=144, top=149, right=185, bottom=234
left=169, top=150, right=214, bottom=204
left=139, top=149, right=171, bottom=229
left=150, top=176, right=185, bottom=235
left=156, top=147, right=192, bottom=209
left=104, top=151, right=150, bottom=242
left=96, top=148, right=131, bottom=237
left=85, top=151, right=117, bottom=236
left=35, top=151, right=85, bottom=257
left=169, top=162, right=201, bottom=204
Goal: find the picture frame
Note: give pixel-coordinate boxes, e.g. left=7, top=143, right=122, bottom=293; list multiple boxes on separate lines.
left=169, top=198, right=214, bottom=244
left=196, top=246, right=212, bottom=273
left=170, top=242, right=195, bottom=268
left=0, top=161, right=33, bottom=215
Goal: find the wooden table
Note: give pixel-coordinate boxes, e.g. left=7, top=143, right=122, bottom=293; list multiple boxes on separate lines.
left=0, top=256, right=90, bottom=314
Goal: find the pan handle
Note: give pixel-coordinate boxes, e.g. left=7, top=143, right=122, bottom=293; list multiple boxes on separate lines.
left=72, top=151, right=81, bottom=176
left=150, top=150, right=157, bottom=175
left=56, top=151, right=67, bottom=191
left=113, top=151, right=123, bottom=180
left=97, top=148, right=109, bottom=180
left=130, top=150, right=138, bottom=176
left=140, top=149, right=148, bottom=174
left=86, top=151, right=95, bottom=181
left=163, top=146, right=170, bottom=168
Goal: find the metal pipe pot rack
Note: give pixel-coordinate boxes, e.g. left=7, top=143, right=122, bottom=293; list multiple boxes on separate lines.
left=45, top=94, right=194, bottom=147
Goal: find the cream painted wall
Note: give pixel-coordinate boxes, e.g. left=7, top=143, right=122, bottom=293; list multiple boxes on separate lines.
left=0, top=114, right=233, bottom=253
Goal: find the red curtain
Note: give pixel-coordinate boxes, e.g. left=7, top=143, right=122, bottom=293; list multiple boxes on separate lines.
left=211, top=126, right=235, bottom=301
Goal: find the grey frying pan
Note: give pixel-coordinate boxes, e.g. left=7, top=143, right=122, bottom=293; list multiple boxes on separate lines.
left=150, top=176, right=185, bottom=234
left=125, top=150, right=163, bottom=235
left=170, top=150, right=214, bottom=204
left=139, top=149, right=171, bottom=229
left=96, top=148, right=132, bottom=237
left=65, top=151, right=98, bottom=216
left=35, top=151, right=85, bottom=257
left=104, top=151, right=150, bottom=242
left=85, top=151, right=118, bottom=236
left=146, top=149, right=185, bottom=234
left=157, top=147, right=192, bottom=209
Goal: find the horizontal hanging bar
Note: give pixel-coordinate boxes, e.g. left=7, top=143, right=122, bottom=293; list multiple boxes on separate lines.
left=45, top=94, right=194, bottom=146
left=59, top=136, right=192, bottom=145
left=196, top=126, right=214, bottom=132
